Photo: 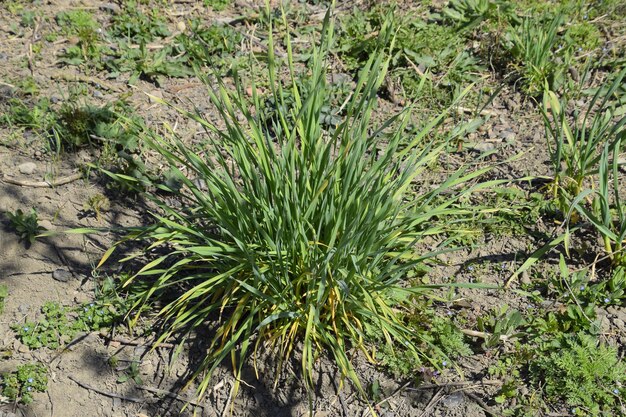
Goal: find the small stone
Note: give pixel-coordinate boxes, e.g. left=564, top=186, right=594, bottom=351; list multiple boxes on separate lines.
left=52, top=269, right=72, bottom=283
left=0, top=52, right=8, bottom=61
left=50, top=95, right=62, bottom=104
left=133, top=345, right=147, bottom=356
left=18, top=344, right=30, bottom=353
left=99, top=3, right=121, bottom=14
left=500, top=130, right=516, bottom=143
left=112, top=397, right=121, bottom=408
left=520, top=271, right=532, bottom=286
left=18, top=304, right=30, bottom=314
left=177, top=21, right=186, bottom=32
left=442, top=392, right=464, bottom=409
left=613, top=318, right=625, bottom=332
left=93, top=90, right=104, bottom=99
left=148, top=90, right=163, bottom=103
left=469, top=142, right=495, bottom=153
left=0, top=85, right=16, bottom=99
left=39, top=219, right=53, bottom=230
left=18, top=162, right=37, bottom=174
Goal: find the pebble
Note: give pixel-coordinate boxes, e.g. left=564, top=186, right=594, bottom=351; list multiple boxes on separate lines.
left=470, top=142, right=495, bottom=152
left=39, top=219, right=53, bottom=230
left=52, top=269, right=72, bottom=283
left=17, top=304, right=30, bottom=314
left=99, top=3, right=121, bottom=14
left=93, top=90, right=104, bottom=99
left=177, top=21, right=186, bottom=32
left=50, top=95, right=62, bottom=104
left=148, top=89, right=163, bottom=103
left=0, top=85, right=16, bottom=99
left=520, top=270, right=532, bottom=285
left=17, top=162, right=37, bottom=174
left=499, top=129, right=516, bottom=143
left=442, top=392, right=465, bottom=409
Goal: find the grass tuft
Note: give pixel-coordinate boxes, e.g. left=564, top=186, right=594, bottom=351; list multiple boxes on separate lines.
left=101, top=6, right=490, bottom=405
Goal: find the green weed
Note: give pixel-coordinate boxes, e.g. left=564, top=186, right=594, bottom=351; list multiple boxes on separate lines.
left=337, top=5, right=480, bottom=106
left=116, top=360, right=143, bottom=385
left=6, top=208, right=46, bottom=246
left=531, top=333, right=626, bottom=416
left=12, top=300, right=123, bottom=350
left=109, top=2, right=170, bottom=43
left=203, top=0, right=230, bottom=11
left=0, top=363, right=48, bottom=405
left=440, top=0, right=518, bottom=31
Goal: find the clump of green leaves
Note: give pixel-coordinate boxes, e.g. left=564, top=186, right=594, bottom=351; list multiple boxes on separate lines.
left=374, top=312, right=472, bottom=377
left=505, top=15, right=569, bottom=96
left=178, top=20, right=242, bottom=72
left=6, top=208, right=45, bottom=246
left=543, top=69, right=626, bottom=265
left=1, top=97, right=53, bottom=131
left=56, top=10, right=103, bottom=65
left=566, top=21, right=601, bottom=52
left=12, top=300, right=122, bottom=350
left=531, top=333, right=626, bottom=416
left=101, top=10, right=490, bottom=402
left=109, top=2, right=170, bottom=43
left=116, top=360, right=142, bottom=385
left=440, top=0, right=518, bottom=31
left=337, top=5, right=481, bottom=105
left=203, top=0, right=230, bottom=11
left=0, top=363, right=48, bottom=405
left=1, top=95, right=146, bottom=157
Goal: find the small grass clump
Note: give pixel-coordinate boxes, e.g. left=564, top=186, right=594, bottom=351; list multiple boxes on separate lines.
left=100, top=10, right=491, bottom=402
left=505, top=15, right=568, bottom=96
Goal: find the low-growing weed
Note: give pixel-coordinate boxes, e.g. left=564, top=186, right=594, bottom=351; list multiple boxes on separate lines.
left=6, top=208, right=45, bottom=246
left=0, top=363, right=48, bottom=405
left=12, top=300, right=122, bottom=350
left=337, top=5, right=480, bottom=106
left=108, top=2, right=170, bottom=44
left=83, top=193, right=111, bottom=222
left=531, top=332, right=626, bottom=416
left=116, top=360, right=143, bottom=385
left=203, top=0, right=230, bottom=11
left=439, top=0, right=518, bottom=31
left=1, top=95, right=146, bottom=158
left=476, top=305, right=525, bottom=349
